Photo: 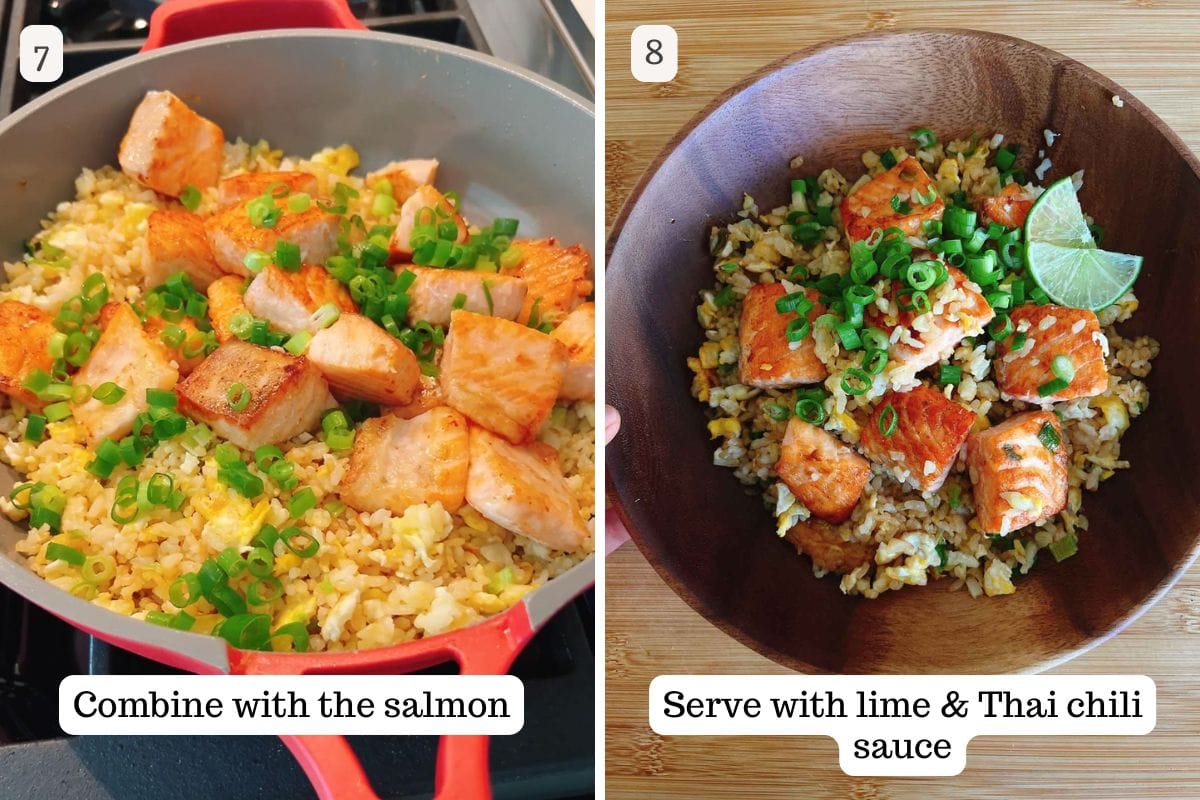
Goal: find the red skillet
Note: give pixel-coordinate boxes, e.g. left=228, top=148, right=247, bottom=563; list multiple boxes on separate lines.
left=0, top=0, right=596, bottom=797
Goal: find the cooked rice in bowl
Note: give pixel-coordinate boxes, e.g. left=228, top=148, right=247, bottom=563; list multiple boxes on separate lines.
left=689, top=131, right=1156, bottom=599
left=1, top=133, right=594, bottom=651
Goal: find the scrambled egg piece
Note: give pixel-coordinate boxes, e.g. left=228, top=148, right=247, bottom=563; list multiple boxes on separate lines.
left=312, top=145, right=360, bottom=177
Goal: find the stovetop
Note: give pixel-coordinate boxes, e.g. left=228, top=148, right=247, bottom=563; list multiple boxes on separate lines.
left=0, top=1, right=595, bottom=798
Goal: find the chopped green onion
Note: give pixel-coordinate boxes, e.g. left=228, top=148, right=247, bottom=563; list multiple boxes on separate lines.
left=246, top=547, right=274, bottom=578
left=288, top=487, right=317, bottom=519
left=271, top=622, right=310, bottom=652
left=254, top=445, right=283, bottom=471
left=63, top=331, right=92, bottom=366
left=880, top=150, right=898, bottom=169
left=840, top=368, right=872, bottom=396
left=1010, top=331, right=1028, bottom=351
left=146, top=472, right=174, bottom=506
left=1051, top=355, right=1075, bottom=383
left=170, top=611, right=196, bottom=631
left=987, top=314, right=1014, bottom=342
left=280, top=526, right=319, bottom=558
left=169, top=573, right=202, bottom=607
left=452, top=292, right=468, bottom=310
left=861, top=348, right=888, bottom=375
left=274, top=240, right=301, bottom=271
left=889, top=195, right=912, bottom=215
left=310, top=303, right=340, bottom=330
left=860, top=328, right=889, bottom=353
left=904, top=260, right=939, bottom=291
left=180, top=184, right=202, bottom=212
left=943, top=205, right=977, bottom=239
left=763, top=402, right=790, bottom=422
left=1037, top=377, right=1070, bottom=397
left=775, top=291, right=813, bottom=315
left=81, top=554, right=116, bottom=585
left=268, top=459, right=298, bottom=490
left=995, top=146, right=1018, bottom=172
left=46, top=541, right=86, bottom=566
left=1038, top=421, right=1061, bottom=452
left=246, top=195, right=281, bottom=229
left=217, top=547, right=248, bottom=578
left=284, top=330, right=312, bottom=355
left=1049, top=534, right=1078, bottom=562
left=217, top=613, right=271, bottom=649
left=938, top=364, right=963, bottom=386
left=24, top=414, right=47, bottom=442
left=910, top=127, right=937, bottom=149
left=964, top=228, right=988, bottom=254
left=915, top=185, right=938, bottom=205
left=372, top=192, right=397, bottom=218
left=207, top=584, right=248, bottom=618
left=243, top=249, right=271, bottom=274
left=835, top=321, right=862, bottom=350
left=146, top=388, right=176, bottom=409
left=877, top=404, right=898, bottom=437
left=784, top=318, right=811, bottom=343
left=326, top=427, right=355, bottom=452
left=794, top=397, right=826, bottom=425
left=226, top=383, right=251, bottom=412
left=44, top=401, right=71, bottom=422
left=288, top=193, right=312, bottom=213
left=247, top=576, right=283, bottom=605
left=843, top=284, right=875, bottom=307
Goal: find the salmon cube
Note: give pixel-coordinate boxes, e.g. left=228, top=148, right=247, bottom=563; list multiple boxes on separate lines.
left=859, top=386, right=976, bottom=492
left=995, top=305, right=1108, bottom=403
left=388, top=185, right=467, bottom=262
left=366, top=159, right=439, bottom=203
left=405, top=266, right=526, bottom=325
left=72, top=303, right=179, bottom=444
left=205, top=201, right=340, bottom=277
left=549, top=302, right=595, bottom=401
left=839, top=157, right=945, bottom=243
left=217, top=171, right=318, bottom=208
left=242, top=264, right=356, bottom=334
left=505, top=238, right=592, bottom=326
left=176, top=340, right=334, bottom=449
left=144, top=210, right=224, bottom=291
left=306, top=314, right=420, bottom=405
left=784, top=520, right=876, bottom=574
left=977, top=183, right=1034, bottom=229
left=869, top=266, right=994, bottom=375
left=465, top=425, right=588, bottom=551
left=118, top=90, right=224, bottom=198
left=206, top=275, right=249, bottom=343
left=386, top=376, right=445, bottom=420
left=0, top=300, right=56, bottom=409
left=339, top=407, right=468, bottom=515
left=776, top=417, right=870, bottom=523
left=967, top=410, right=1070, bottom=534
left=738, top=283, right=827, bottom=389
left=440, top=310, right=567, bottom=444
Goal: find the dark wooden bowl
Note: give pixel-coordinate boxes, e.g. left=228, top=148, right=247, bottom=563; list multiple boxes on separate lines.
left=606, top=28, right=1200, bottom=674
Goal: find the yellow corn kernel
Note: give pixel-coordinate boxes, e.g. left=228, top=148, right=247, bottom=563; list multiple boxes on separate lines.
left=936, top=158, right=960, bottom=195
left=707, top=418, right=741, bottom=439
left=833, top=412, right=859, bottom=437
left=275, top=553, right=301, bottom=571
left=699, top=342, right=721, bottom=369
left=971, top=413, right=991, bottom=433
left=1092, top=395, right=1129, bottom=433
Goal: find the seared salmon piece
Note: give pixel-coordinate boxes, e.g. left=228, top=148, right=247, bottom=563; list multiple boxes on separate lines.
left=967, top=410, right=1069, bottom=534
left=388, top=185, right=467, bottom=262
left=870, top=266, right=994, bottom=375
left=0, top=300, right=56, bottom=409
left=306, top=314, right=420, bottom=405
left=216, top=171, right=318, bottom=208
left=386, top=375, right=445, bottom=420
left=776, top=417, right=870, bottom=524
left=784, top=520, right=876, bottom=574
left=118, top=90, right=224, bottom=197
left=839, top=157, right=945, bottom=243
left=339, top=407, right=468, bottom=515
left=995, top=305, right=1108, bottom=403
left=738, top=283, right=827, bottom=389
left=859, top=386, right=976, bottom=492
left=505, top=238, right=592, bottom=326
left=72, top=303, right=178, bottom=444
left=206, top=275, right=249, bottom=343
left=205, top=201, right=339, bottom=277
left=176, top=340, right=334, bottom=449
left=549, top=302, right=595, bottom=401
left=405, top=266, right=526, bottom=325
left=242, top=264, right=356, bottom=334
left=144, top=315, right=206, bottom=376
left=440, top=310, right=567, bottom=444
left=144, top=210, right=224, bottom=290
left=977, top=183, right=1034, bottom=229
left=465, top=425, right=588, bottom=551
left=366, top=159, right=439, bottom=203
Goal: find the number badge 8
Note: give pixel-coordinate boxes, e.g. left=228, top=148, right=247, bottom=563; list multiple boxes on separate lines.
left=631, top=25, right=678, bottom=83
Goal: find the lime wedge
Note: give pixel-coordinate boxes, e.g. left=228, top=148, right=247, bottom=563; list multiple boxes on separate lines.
left=1024, top=177, right=1094, bottom=247
left=1026, top=241, right=1142, bottom=310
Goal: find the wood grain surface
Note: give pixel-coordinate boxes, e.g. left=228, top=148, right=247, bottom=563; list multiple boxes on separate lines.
left=604, top=2, right=1200, bottom=797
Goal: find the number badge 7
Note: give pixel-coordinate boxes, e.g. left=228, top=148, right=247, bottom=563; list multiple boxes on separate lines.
left=631, top=25, right=678, bottom=83
left=20, top=25, right=64, bottom=83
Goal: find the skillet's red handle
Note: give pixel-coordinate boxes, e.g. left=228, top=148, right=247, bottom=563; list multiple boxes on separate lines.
left=142, top=0, right=366, bottom=52
left=231, top=602, right=536, bottom=800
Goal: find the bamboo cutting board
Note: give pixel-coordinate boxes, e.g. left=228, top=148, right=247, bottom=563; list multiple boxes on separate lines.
left=605, top=2, right=1200, bottom=797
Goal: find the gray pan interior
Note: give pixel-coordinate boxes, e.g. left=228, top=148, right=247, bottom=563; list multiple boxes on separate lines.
left=0, top=29, right=594, bottom=671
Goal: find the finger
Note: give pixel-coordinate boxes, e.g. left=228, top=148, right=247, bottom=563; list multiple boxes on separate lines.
left=604, top=405, right=621, bottom=445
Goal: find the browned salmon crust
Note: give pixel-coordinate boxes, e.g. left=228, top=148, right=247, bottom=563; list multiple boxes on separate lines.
left=0, top=300, right=56, bottom=410
left=785, top=520, right=876, bottom=574
left=967, top=410, right=1070, bottom=534
left=738, top=283, right=827, bottom=389
left=858, top=386, right=976, bottom=492
left=776, top=417, right=870, bottom=523
left=995, top=305, right=1108, bottom=402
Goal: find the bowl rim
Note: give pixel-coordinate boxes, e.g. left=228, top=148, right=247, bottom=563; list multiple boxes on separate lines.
left=605, top=26, right=1200, bottom=674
